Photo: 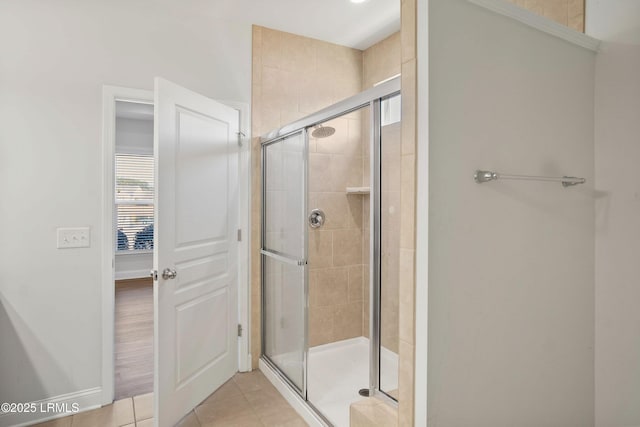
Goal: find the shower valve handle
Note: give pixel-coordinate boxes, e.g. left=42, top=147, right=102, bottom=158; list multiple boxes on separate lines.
left=308, top=209, right=325, bottom=229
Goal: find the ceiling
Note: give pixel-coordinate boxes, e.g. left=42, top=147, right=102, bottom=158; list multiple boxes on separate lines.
left=212, top=0, right=400, bottom=50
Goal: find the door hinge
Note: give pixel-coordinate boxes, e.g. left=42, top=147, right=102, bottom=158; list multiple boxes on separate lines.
left=237, top=131, right=245, bottom=147
left=237, top=229, right=242, bottom=242
left=237, top=324, right=243, bottom=337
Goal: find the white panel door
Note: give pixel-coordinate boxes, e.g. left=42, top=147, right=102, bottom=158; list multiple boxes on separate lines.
left=154, top=78, right=239, bottom=427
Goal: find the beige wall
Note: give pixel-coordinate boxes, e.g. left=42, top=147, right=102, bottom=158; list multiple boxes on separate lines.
left=507, top=0, right=585, bottom=32
left=251, top=26, right=363, bottom=367
left=427, top=0, right=595, bottom=425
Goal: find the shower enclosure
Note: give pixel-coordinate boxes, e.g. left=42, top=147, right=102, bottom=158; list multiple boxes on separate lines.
left=261, top=77, right=401, bottom=426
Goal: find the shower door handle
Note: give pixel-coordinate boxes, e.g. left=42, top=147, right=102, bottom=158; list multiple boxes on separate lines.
left=308, top=209, right=325, bottom=229
left=260, top=249, right=307, bottom=266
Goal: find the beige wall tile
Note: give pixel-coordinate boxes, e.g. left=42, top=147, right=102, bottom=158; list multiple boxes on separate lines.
left=334, top=302, right=364, bottom=340
left=380, top=32, right=402, bottom=77
left=401, top=0, right=416, bottom=63
left=350, top=398, right=398, bottom=427
left=399, top=154, right=416, bottom=251
left=569, top=12, right=585, bottom=32
left=310, top=305, right=334, bottom=347
left=397, top=0, right=417, bottom=421
left=309, top=192, right=362, bottom=230
left=329, top=155, right=363, bottom=191
left=363, top=32, right=402, bottom=89
left=400, top=60, right=416, bottom=156
left=333, top=229, right=363, bottom=266
left=524, top=0, right=544, bottom=16
left=261, top=27, right=282, bottom=69
left=281, top=31, right=316, bottom=75
left=315, top=118, right=354, bottom=156
left=543, top=0, right=569, bottom=26
left=382, top=123, right=402, bottom=191
left=363, top=197, right=370, bottom=231
left=309, top=229, right=333, bottom=269
left=505, top=0, right=585, bottom=31
left=363, top=265, right=370, bottom=338
left=381, top=315, right=400, bottom=354
left=398, top=249, right=415, bottom=345
left=348, top=265, right=364, bottom=302
left=280, top=108, right=305, bottom=126
left=298, top=72, right=335, bottom=114
left=309, top=153, right=333, bottom=192
left=261, top=66, right=299, bottom=112
left=311, top=267, right=349, bottom=307
left=398, top=340, right=415, bottom=427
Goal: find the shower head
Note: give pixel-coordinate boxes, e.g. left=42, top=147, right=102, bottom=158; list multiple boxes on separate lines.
left=311, top=124, right=336, bottom=139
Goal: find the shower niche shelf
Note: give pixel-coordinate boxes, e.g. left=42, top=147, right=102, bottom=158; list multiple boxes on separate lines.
left=346, top=187, right=370, bottom=195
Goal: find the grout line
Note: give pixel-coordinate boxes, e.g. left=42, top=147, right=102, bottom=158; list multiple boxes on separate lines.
left=131, top=396, right=138, bottom=423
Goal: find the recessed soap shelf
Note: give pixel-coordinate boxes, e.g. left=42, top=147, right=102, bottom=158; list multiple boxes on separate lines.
left=346, top=187, right=370, bottom=195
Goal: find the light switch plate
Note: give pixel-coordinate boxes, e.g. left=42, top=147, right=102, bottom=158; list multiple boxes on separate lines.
left=57, top=227, right=91, bottom=249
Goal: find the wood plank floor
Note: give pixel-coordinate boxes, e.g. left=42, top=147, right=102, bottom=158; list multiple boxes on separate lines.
left=115, top=278, right=154, bottom=400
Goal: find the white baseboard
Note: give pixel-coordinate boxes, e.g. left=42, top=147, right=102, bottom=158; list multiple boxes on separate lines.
left=258, top=359, right=328, bottom=427
left=0, top=387, right=102, bottom=427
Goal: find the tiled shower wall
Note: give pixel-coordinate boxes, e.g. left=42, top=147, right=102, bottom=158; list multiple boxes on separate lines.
left=507, top=0, right=585, bottom=31
left=251, top=26, right=363, bottom=367
left=308, top=112, right=366, bottom=347
left=251, top=25, right=403, bottom=365
left=310, top=32, right=402, bottom=349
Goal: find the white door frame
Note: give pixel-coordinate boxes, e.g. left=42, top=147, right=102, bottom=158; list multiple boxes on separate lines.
left=100, top=85, right=251, bottom=405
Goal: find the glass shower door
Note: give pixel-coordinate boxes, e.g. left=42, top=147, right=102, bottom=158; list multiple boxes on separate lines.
left=261, top=130, right=308, bottom=395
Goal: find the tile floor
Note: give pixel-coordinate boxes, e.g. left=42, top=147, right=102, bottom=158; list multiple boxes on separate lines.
left=33, top=371, right=308, bottom=427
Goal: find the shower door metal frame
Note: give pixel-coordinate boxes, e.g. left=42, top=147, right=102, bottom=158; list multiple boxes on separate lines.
left=260, top=77, right=401, bottom=419
left=371, top=92, right=402, bottom=406
left=260, top=128, right=309, bottom=398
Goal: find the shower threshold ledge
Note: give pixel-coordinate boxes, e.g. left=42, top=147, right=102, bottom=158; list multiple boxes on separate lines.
left=259, top=358, right=330, bottom=427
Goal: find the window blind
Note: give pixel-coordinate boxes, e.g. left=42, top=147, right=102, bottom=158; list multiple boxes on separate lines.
left=115, top=154, right=154, bottom=251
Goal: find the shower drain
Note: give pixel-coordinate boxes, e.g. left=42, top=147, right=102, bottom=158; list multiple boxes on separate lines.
left=358, top=388, right=371, bottom=397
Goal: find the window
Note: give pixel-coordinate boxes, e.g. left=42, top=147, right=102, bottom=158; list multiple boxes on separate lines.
left=115, top=154, right=154, bottom=251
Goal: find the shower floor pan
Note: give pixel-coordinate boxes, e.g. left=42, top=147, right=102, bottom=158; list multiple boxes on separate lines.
left=308, top=337, right=398, bottom=427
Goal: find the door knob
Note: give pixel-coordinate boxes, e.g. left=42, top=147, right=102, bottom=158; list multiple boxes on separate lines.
left=162, top=268, right=177, bottom=280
